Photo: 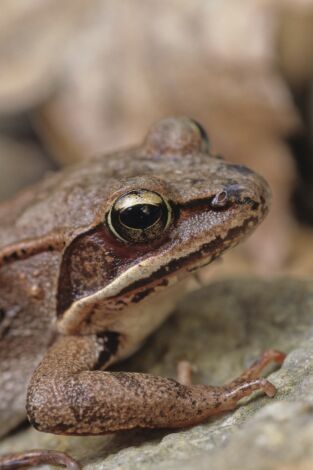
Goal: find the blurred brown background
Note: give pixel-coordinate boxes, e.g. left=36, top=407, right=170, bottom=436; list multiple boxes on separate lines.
left=1, top=0, right=313, bottom=278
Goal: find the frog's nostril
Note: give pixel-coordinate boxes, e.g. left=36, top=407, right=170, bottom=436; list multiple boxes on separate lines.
left=218, top=183, right=261, bottom=208
left=211, top=190, right=228, bottom=208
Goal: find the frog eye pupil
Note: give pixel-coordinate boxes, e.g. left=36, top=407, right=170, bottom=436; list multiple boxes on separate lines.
left=119, top=204, right=162, bottom=230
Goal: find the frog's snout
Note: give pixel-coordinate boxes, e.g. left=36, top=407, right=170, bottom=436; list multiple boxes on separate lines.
left=224, top=163, right=272, bottom=212
left=224, top=180, right=270, bottom=206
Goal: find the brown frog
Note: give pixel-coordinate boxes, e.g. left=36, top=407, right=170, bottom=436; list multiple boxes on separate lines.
left=0, top=118, right=285, bottom=469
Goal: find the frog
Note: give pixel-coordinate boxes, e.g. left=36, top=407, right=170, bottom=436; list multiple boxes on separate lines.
left=0, top=117, right=285, bottom=469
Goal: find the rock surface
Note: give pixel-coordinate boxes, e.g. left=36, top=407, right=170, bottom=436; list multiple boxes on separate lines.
left=0, top=277, right=313, bottom=469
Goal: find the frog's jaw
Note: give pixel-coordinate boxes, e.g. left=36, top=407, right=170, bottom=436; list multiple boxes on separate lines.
left=57, top=189, right=268, bottom=336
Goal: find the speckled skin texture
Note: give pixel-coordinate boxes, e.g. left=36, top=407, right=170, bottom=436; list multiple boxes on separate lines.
left=0, top=118, right=278, bottom=468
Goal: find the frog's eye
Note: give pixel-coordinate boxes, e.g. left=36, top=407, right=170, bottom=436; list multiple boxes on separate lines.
left=107, top=190, right=172, bottom=243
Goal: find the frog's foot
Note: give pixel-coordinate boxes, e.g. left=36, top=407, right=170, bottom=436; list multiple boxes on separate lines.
left=177, top=349, right=285, bottom=387
left=192, top=349, right=286, bottom=415
left=0, top=449, right=80, bottom=470
left=175, top=349, right=285, bottom=415
left=227, top=349, right=286, bottom=384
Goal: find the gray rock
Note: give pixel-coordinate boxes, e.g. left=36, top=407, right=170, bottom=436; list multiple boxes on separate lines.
left=0, top=278, right=313, bottom=469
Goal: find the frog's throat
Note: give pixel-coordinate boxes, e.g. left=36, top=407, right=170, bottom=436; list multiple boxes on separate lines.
left=57, top=215, right=258, bottom=334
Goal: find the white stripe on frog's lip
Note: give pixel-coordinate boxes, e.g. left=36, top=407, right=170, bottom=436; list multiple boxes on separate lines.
left=57, top=215, right=258, bottom=334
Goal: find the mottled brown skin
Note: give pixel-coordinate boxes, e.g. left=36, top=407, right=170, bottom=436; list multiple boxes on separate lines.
left=0, top=118, right=285, bottom=469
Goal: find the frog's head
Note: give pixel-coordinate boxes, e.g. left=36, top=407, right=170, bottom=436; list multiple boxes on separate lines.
left=57, top=117, right=271, bottom=334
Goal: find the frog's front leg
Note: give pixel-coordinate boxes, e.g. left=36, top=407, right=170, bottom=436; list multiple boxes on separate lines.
left=25, top=335, right=285, bottom=435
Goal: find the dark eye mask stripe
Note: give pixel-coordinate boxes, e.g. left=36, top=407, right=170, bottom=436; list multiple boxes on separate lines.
left=99, top=216, right=259, bottom=300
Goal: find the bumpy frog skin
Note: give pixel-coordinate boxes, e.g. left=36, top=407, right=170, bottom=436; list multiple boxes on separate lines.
left=0, top=118, right=285, bottom=469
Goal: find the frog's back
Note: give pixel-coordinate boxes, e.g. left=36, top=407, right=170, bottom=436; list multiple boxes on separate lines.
left=0, top=159, right=114, bottom=249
